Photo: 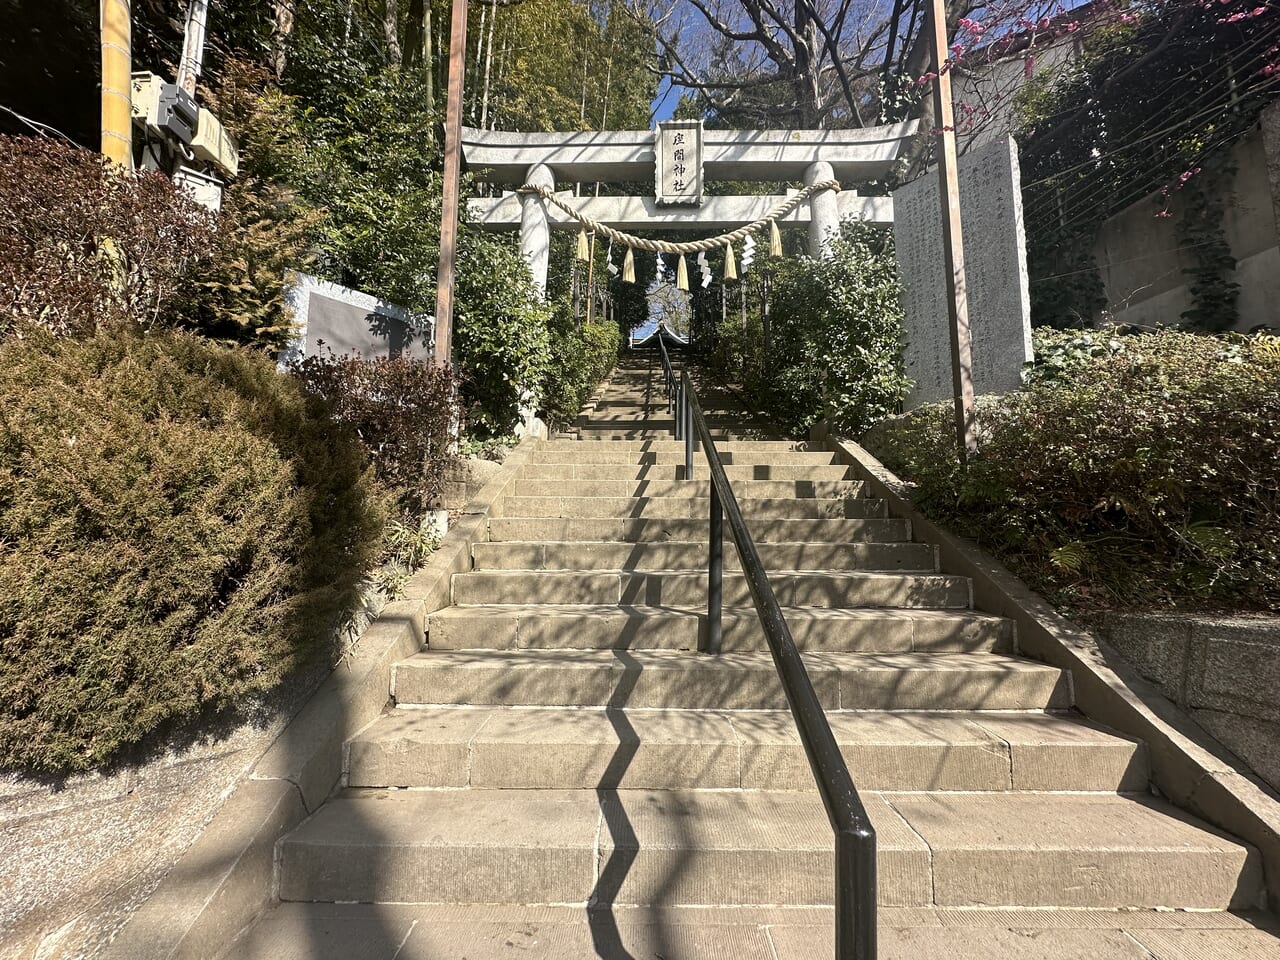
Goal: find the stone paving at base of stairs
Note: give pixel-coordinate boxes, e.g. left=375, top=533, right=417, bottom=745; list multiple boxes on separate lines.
left=228, top=903, right=1280, bottom=960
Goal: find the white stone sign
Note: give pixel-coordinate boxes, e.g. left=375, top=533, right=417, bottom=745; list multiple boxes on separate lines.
left=892, top=136, right=1032, bottom=408
left=655, top=120, right=703, bottom=206
left=279, top=273, right=432, bottom=367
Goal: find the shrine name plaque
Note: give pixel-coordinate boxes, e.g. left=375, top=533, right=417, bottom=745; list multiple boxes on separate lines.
left=655, top=120, right=704, bottom=206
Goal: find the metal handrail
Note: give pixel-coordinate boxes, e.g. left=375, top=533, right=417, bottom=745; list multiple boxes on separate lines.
left=680, top=368, right=878, bottom=960
left=655, top=331, right=694, bottom=479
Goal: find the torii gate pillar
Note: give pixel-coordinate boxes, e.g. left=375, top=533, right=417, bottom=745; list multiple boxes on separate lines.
left=806, top=160, right=839, bottom=258
left=519, top=163, right=554, bottom=297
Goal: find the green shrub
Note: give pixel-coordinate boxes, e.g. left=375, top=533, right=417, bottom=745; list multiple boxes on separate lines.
left=180, top=58, right=324, bottom=350
left=707, top=220, right=909, bottom=438
left=867, top=330, right=1280, bottom=611
left=0, top=135, right=215, bottom=339
left=540, top=308, right=622, bottom=429
left=289, top=349, right=462, bottom=512
left=454, top=234, right=554, bottom=437
left=0, top=327, right=384, bottom=772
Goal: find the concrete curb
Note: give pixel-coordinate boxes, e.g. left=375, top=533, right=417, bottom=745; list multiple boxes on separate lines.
left=818, top=429, right=1280, bottom=907
left=99, top=438, right=539, bottom=960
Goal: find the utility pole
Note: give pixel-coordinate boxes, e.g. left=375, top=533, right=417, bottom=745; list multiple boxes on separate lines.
left=100, top=0, right=132, bottom=166
left=177, top=0, right=210, bottom=97
left=433, top=0, right=469, bottom=366
left=928, top=0, right=978, bottom=460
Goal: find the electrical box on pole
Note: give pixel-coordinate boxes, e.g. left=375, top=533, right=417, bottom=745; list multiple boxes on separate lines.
left=131, top=72, right=198, bottom=145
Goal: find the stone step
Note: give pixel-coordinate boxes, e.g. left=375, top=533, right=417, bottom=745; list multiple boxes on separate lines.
left=512, top=478, right=864, bottom=499
left=393, top=650, right=1060, bottom=710
left=539, top=439, right=816, bottom=455
left=471, top=540, right=938, bottom=573
left=529, top=447, right=837, bottom=465
left=226, top=902, right=1280, bottom=960
left=588, top=400, right=746, bottom=413
left=427, top=604, right=1008, bottom=654
left=346, top=707, right=1148, bottom=792
left=519, top=462, right=855, bottom=481
left=578, top=429, right=759, bottom=441
left=488, top=516, right=911, bottom=544
left=580, top=415, right=753, bottom=426
left=275, top=789, right=1260, bottom=909
left=451, top=570, right=969, bottom=609
left=499, top=494, right=888, bottom=520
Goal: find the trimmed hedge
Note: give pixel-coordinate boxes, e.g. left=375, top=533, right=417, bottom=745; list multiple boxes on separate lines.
left=0, top=327, right=384, bottom=772
left=865, top=330, right=1280, bottom=611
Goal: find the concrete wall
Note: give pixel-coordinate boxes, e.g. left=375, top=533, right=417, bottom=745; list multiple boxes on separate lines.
left=1097, top=613, right=1280, bottom=792
left=953, top=41, right=1080, bottom=155
left=1092, top=111, right=1280, bottom=331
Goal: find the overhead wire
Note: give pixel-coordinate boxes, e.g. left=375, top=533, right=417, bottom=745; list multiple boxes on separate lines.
left=1020, top=67, right=1280, bottom=228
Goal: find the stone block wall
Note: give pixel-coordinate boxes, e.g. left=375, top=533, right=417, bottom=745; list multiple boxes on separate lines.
left=1097, top=613, right=1280, bottom=791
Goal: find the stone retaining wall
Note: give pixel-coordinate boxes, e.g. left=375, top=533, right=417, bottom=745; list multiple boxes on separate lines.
left=1097, top=613, right=1280, bottom=792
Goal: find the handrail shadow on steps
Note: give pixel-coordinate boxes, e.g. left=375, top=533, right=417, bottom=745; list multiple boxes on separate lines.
left=652, top=335, right=878, bottom=959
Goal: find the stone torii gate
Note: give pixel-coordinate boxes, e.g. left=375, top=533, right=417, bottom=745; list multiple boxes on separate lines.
left=461, top=121, right=918, bottom=295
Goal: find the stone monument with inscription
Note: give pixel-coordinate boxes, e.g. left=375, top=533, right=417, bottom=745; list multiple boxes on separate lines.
left=892, top=135, right=1032, bottom=408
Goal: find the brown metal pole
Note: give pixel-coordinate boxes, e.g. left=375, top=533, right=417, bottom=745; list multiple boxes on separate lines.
left=433, top=0, right=468, bottom=366
left=927, top=0, right=978, bottom=460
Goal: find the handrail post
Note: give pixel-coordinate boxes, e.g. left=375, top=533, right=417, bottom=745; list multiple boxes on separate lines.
left=706, top=482, right=722, bottom=654
left=683, top=379, right=694, bottom=480
left=674, top=382, right=683, bottom=441
left=836, top=830, right=877, bottom=959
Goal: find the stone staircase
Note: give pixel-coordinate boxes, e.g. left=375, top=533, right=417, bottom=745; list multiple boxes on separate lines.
left=226, top=352, right=1277, bottom=958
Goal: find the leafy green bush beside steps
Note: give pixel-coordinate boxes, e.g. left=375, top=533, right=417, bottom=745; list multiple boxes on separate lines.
left=703, top=220, right=908, bottom=438
left=864, top=330, right=1280, bottom=612
left=540, top=314, right=622, bottom=430
left=0, top=327, right=384, bottom=772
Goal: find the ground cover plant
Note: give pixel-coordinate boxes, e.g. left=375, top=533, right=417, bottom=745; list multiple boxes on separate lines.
left=865, top=329, right=1280, bottom=612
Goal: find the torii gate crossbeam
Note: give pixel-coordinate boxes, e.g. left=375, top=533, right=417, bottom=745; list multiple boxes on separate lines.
left=460, top=122, right=918, bottom=295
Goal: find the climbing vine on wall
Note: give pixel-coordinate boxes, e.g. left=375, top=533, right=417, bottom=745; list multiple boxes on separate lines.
left=1175, top=154, right=1240, bottom=331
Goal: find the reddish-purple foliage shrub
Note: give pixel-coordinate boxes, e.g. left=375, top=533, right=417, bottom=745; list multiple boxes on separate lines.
left=290, top=348, right=462, bottom=511
left=0, top=134, right=215, bottom=338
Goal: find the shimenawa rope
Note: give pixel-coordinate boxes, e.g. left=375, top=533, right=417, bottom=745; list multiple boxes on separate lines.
left=516, top=179, right=841, bottom=255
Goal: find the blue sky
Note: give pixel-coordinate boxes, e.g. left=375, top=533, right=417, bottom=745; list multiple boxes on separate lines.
left=651, top=77, right=679, bottom=124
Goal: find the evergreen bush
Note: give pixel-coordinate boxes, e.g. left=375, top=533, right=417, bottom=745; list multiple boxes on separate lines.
left=540, top=309, right=622, bottom=429
left=701, top=220, right=908, bottom=438
left=453, top=235, right=554, bottom=437
left=866, top=330, right=1280, bottom=611
left=0, top=327, right=383, bottom=772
